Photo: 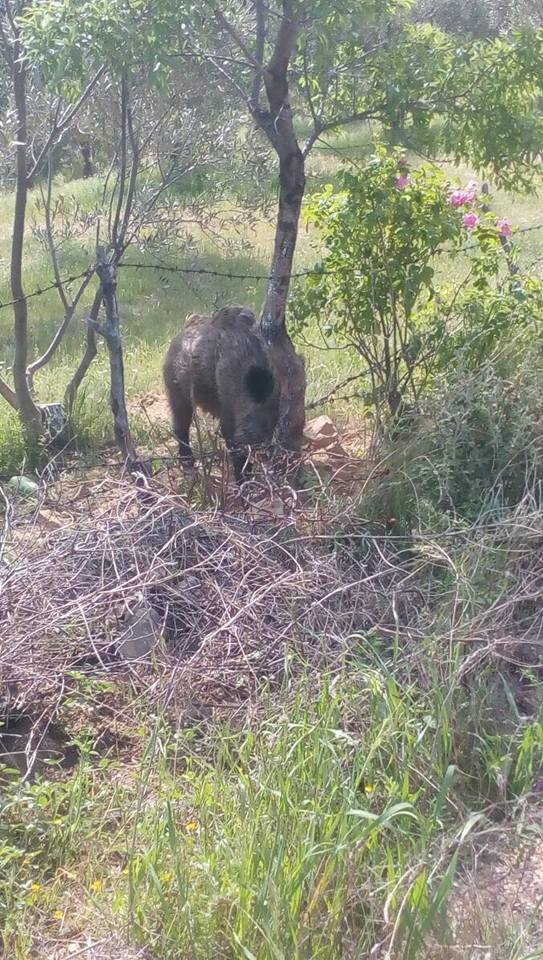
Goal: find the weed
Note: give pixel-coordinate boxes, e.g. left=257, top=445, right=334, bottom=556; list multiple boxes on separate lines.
left=1, top=657, right=542, bottom=958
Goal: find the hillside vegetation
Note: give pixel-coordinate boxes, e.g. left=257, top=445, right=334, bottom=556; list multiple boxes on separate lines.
left=1, top=2, right=543, bottom=958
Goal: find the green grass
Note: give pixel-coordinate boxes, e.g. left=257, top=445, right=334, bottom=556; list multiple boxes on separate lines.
left=0, top=165, right=361, bottom=472
left=1, top=130, right=543, bottom=474
left=2, top=651, right=542, bottom=960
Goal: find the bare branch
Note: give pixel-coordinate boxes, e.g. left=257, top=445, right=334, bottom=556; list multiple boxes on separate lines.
left=64, top=287, right=102, bottom=414
left=39, top=157, right=69, bottom=313
left=111, top=77, right=129, bottom=250
left=306, top=372, right=367, bottom=411
left=214, top=7, right=263, bottom=72
left=27, top=271, right=93, bottom=382
left=27, top=65, right=107, bottom=182
left=10, top=19, right=42, bottom=434
left=0, top=374, right=19, bottom=409
left=117, top=92, right=140, bottom=248
left=94, top=247, right=139, bottom=466
left=317, top=104, right=388, bottom=137
left=201, top=50, right=252, bottom=109
left=250, top=0, right=266, bottom=109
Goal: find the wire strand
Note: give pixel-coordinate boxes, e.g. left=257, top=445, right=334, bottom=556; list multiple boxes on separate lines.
left=0, top=220, right=541, bottom=312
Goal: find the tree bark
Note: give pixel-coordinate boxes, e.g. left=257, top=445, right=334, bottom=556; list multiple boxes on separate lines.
left=64, top=287, right=102, bottom=415
left=256, top=3, right=307, bottom=452
left=10, top=30, right=42, bottom=438
left=94, top=248, right=138, bottom=465
left=81, top=141, right=94, bottom=178
left=0, top=377, right=19, bottom=409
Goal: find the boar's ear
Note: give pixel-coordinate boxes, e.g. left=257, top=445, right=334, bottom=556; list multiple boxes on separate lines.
left=239, top=307, right=257, bottom=324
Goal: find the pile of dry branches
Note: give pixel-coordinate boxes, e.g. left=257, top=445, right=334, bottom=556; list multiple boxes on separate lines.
left=0, top=472, right=416, bottom=724
left=2, top=470, right=542, bottom=774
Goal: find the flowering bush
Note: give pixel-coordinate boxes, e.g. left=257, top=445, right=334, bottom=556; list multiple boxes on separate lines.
left=292, top=150, right=538, bottom=422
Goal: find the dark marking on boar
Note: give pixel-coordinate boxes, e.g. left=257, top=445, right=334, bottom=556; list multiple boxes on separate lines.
left=163, top=305, right=280, bottom=483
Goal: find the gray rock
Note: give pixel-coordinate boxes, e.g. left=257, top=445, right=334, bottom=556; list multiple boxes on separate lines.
left=118, top=602, right=163, bottom=661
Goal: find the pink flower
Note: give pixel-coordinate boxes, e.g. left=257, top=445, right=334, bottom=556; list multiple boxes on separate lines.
left=448, top=189, right=470, bottom=207
left=395, top=174, right=411, bottom=190
left=496, top=217, right=513, bottom=238
left=463, top=212, right=479, bottom=230
left=448, top=181, right=477, bottom=207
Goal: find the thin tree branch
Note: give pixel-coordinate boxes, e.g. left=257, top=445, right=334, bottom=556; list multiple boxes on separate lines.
left=0, top=375, right=19, bottom=409
left=214, top=7, right=263, bottom=72
left=27, top=272, right=92, bottom=382
left=40, top=155, right=69, bottom=313
left=64, top=287, right=102, bottom=415
left=111, top=76, right=128, bottom=250
left=250, top=0, right=266, bottom=109
left=203, top=51, right=252, bottom=109
left=306, top=371, right=367, bottom=410
left=318, top=104, right=388, bottom=136
left=27, top=65, right=107, bottom=182
left=10, top=15, right=41, bottom=433
left=117, top=92, right=139, bottom=249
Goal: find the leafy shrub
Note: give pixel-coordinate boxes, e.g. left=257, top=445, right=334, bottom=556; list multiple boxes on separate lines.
left=363, top=346, right=543, bottom=528
left=292, top=150, right=543, bottom=424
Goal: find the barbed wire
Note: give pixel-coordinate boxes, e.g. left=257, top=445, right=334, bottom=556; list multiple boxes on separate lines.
left=0, top=220, right=542, bottom=313
left=118, top=261, right=329, bottom=281
left=0, top=268, right=94, bottom=311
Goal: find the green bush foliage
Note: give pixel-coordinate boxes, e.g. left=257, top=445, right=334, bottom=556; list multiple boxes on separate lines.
left=292, top=150, right=543, bottom=427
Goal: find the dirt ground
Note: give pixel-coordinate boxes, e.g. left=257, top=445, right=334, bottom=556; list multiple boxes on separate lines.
left=433, top=832, right=543, bottom=959
left=29, top=836, right=543, bottom=960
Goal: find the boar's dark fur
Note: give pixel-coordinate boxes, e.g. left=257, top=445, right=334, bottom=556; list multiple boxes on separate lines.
left=163, top=305, right=279, bottom=481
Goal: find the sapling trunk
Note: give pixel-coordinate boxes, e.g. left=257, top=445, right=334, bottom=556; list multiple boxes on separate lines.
left=10, top=30, right=42, bottom=439
left=94, top=248, right=138, bottom=465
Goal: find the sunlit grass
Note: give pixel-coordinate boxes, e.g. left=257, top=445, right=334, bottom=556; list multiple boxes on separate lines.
left=2, top=655, right=541, bottom=959
left=0, top=136, right=542, bottom=472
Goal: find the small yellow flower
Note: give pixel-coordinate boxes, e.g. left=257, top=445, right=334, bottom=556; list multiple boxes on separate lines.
left=185, top=819, right=199, bottom=833
left=30, top=883, right=42, bottom=894
left=160, top=871, right=173, bottom=885
left=54, top=910, right=63, bottom=921
left=90, top=879, right=103, bottom=892
left=365, top=783, right=375, bottom=795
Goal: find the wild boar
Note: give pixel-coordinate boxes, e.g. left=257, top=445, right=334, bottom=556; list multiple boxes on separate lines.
left=163, top=305, right=279, bottom=481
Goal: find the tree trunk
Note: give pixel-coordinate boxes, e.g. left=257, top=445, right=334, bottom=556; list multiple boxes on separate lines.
left=11, top=32, right=42, bottom=439
left=257, top=4, right=306, bottom=453
left=262, top=146, right=307, bottom=451
left=94, top=248, right=138, bottom=465
left=81, top=141, right=94, bottom=178
left=64, top=287, right=102, bottom=415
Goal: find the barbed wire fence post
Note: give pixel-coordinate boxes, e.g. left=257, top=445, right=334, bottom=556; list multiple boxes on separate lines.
left=93, top=247, right=140, bottom=469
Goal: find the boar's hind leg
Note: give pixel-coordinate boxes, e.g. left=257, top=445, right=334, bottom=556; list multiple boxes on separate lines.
left=169, top=387, right=195, bottom=468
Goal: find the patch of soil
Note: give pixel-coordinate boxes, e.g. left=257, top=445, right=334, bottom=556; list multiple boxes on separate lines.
left=129, top=391, right=171, bottom=426
left=0, top=714, right=79, bottom=779
left=439, top=832, right=543, bottom=958
left=29, top=937, right=156, bottom=959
